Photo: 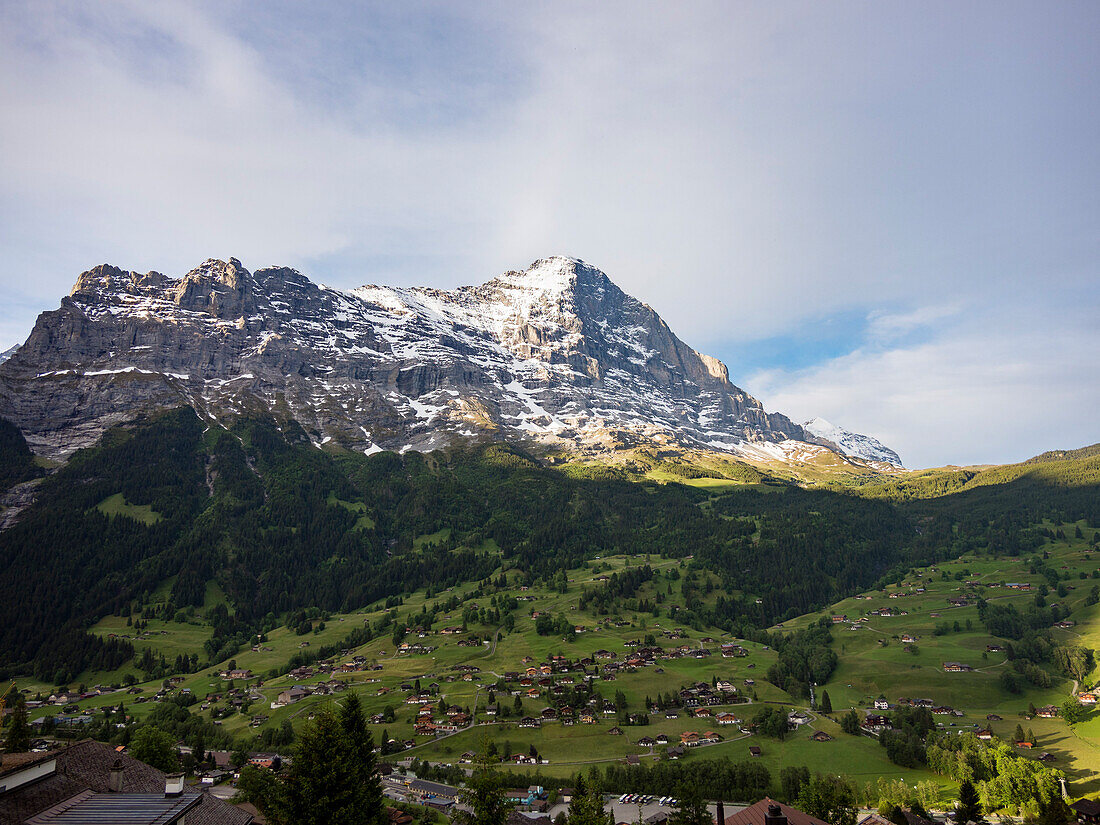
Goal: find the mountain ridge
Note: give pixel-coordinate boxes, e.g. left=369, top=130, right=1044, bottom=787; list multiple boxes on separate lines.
left=803, top=416, right=904, bottom=468
left=0, top=256, right=886, bottom=468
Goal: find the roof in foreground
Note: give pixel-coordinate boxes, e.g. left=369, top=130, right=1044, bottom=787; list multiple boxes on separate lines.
left=0, top=740, right=251, bottom=825
left=723, top=798, right=829, bottom=825
left=25, top=790, right=202, bottom=824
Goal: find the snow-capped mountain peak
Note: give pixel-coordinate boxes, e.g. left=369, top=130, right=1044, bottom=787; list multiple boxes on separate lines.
left=0, top=256, right=879, bottom=473
left=803, top=417, right=903, bottom=468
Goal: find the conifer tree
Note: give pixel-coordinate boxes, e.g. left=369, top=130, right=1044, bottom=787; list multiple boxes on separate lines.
left=3, top=690, right=30, bottom=753
left=955, top=780, right=981, bottom=824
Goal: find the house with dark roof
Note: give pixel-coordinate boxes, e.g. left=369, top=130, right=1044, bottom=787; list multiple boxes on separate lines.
left=0, top=740, right=251, bottom=825
left=1071, top=798, right=1100, bottom=824
left=723, top=798, right=828, bottom=825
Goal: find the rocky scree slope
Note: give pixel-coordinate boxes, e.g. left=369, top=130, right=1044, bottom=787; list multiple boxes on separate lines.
left=0, top=256, right=844, bottom=462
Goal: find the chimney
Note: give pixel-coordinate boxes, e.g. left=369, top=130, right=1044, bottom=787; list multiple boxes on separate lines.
left=717, top=801, right=725, bottom=825
left=108, top=759, right=124, bottom=793
left=764, top=804, right=787, bottom=825
left=164, top=773, right=185, bottom=797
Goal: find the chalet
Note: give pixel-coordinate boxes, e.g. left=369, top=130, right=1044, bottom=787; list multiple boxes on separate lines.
left=519, top=717, right=541, bottom=728
left=1039, top=752, right=1056, bottom=762
left=1057, top=620, right=1078, bottom=629
left=943, top=662, right=973, bottom=672
left=1015, top=741, right=1034, bottom=749
left=861, top=715, right=890, bottom=733
left=976, top=729, right=993, bottom=740
left=667, top=746, right=685, bottom=759
left=831, top=615, right=847, bottom=624
left=874, top=698, right=890, bottom=710
left=900, top=635, right=918, bottom=644
left=986, top=714, right=1003, bottom=721
left=717, top=713, right=739, bottom=725
left=987, top=644, right=1005, bottom=652
left=1079, top=693, right=1099, bottom=704
left=655, top=734, right=669, bottom=745
left=748, top=746, right=762, bottom=757
left=811, top=730, right=833, bottom=742
left=1071, top=799, right=1100, bottom=824
left=276, top=686, right=310, bottom=706
left=1037, top=705, right=1059, bottom=718
left=608, top=727, right=623, bottom=736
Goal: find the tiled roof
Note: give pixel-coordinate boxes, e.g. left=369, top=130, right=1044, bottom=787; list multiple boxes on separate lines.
left=723, top=798, right=829, bottom=825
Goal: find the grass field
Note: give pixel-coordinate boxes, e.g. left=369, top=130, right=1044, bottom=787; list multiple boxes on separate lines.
left=95, top=492, right=162, bottom=524
left=13, top=519, right=1100, bottom=805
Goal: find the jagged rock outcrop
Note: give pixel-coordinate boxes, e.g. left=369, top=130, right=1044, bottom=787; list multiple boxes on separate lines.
left=0, top=255, right=820, bottom=460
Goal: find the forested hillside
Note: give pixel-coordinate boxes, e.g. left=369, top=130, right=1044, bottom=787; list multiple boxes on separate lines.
left=0, top=407, right=1097, bottom=684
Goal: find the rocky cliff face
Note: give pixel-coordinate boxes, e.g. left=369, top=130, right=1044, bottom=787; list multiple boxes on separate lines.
left=0, top=256, right=817, bottom=460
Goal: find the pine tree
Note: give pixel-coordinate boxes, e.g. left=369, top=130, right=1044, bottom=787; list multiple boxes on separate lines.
left=3, top=691, right=31, bottom=752
left=339, top=693, right=385, bottom=825
left=820, top=690, right=832, bottom=714
left=454, top=758, right=513, bottom=825
left=1014, top=723, right=1025, bottom=742
left=955, top=780, right=981, bottom=824
left=567, top=775, right=613, bottom=825
left=669, top=783, right=711, bottom=825
left=285, top=707, right=382, bottom=825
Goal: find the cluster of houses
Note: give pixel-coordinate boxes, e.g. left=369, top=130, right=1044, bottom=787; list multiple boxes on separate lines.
left=412, top=703, right=473, bottom=736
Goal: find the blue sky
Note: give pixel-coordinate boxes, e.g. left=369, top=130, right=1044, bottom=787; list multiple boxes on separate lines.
left=0, top=1, right=1097, bottom=467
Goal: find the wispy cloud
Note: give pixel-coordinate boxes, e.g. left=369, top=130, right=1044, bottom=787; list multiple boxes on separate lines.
left=0, top=2, right=1096, bottom=464
left=865, top=303, right=962, bottom=346
left=745, top=304, right=1100, bottom=468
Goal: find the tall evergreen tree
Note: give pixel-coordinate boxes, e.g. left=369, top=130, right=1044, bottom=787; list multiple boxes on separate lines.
left=568, top=775, right=613, bottom=825
left=3, top=691, right=31, bottom=753
left=669, top=783, right=712, bottom=825
left=285, top=706, right=384, bottom=825
left=955, top=780, right=982, bottom=824
left=339, top=693, right=386, bottom=825
left=454, top=757, right=513, bottom=825
left=819, top=690, right=832, bottom=714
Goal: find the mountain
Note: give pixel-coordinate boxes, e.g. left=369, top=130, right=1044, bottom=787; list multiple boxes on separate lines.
left=0, top=256, right=837, bottom=463
left=0, top=345, right=17, bottom=364
left=803, top=417, right=903, bottom=468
